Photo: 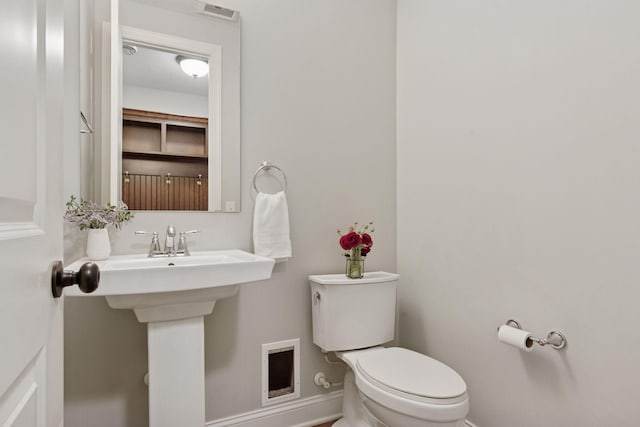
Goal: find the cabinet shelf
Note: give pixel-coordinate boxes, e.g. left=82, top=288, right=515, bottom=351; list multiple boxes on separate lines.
left=122, top=149, right=208, bottom=161
left=122, top=108, right=208, bottom=158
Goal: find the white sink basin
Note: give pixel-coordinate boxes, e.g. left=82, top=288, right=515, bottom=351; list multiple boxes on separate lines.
left=66, top=249, right=275, bottom=322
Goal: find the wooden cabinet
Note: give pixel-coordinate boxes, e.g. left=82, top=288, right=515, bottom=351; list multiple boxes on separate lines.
left=121, top=108, right=208, bottom=210
left=122, top=173, right=208, bottom=211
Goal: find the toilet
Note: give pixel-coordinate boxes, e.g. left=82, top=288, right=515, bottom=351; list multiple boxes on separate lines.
left=310, top=272, right=469, bottom=427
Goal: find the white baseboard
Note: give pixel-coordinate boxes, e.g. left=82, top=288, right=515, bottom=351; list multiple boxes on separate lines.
left=205, top=390, right=343, bottom=427
left=206, top=390, right=475, bottom=427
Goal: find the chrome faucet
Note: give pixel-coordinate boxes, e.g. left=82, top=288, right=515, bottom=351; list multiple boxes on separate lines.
left=164, top=225, right=177, bottom=256
left=136, top=226, right=200, bottom=257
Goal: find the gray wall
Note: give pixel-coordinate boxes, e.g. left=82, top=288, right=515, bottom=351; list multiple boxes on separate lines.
left=397, top=1, right=640, bottom=426
left=64, top=0, right=397, bottom=425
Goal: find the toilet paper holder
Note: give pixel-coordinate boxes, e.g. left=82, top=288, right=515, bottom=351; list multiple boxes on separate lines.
left=498, top=319, right=567, bottom=350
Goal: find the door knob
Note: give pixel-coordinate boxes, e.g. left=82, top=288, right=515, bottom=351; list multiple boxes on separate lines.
left=51, top=261, right=100, bottom=298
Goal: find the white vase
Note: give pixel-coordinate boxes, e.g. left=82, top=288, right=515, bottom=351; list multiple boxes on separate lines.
left=86, top=228, right=111, bottom=260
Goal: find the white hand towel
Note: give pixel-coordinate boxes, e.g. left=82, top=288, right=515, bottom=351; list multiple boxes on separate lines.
left=253, top=191, right=291, bottom=262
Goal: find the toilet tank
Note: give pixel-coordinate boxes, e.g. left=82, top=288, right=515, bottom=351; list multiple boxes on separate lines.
left=309, top=271, right=399, bottom=352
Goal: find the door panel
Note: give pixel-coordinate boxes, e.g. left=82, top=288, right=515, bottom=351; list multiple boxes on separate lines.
left=0, top=0, right=40, bottom=233
left=0, top=353, right=43, bottom=427
left=0, top=0, right=65, bottom=425
left=0, top=0, right=38, bottom=217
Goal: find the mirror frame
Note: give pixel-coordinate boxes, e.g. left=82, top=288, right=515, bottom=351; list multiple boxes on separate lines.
left=111, top=26, right=223, bottom=211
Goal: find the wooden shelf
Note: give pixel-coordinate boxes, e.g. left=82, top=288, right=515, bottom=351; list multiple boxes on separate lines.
left=122, top=108, right=208, bottom=158
left=122, top=149, right=208, bottom=160
left=123, top=108, right=208, bottom=127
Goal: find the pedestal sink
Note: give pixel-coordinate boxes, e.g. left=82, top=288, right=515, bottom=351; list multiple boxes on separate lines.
left=65, top=250, right=275, bottom=427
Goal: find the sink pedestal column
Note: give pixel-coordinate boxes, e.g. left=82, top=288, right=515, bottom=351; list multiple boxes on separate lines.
left=148, top=316, right=205, bottom=427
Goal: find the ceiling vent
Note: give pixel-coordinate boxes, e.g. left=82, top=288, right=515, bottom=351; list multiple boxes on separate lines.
left=195, top=2, right=239, bottom=21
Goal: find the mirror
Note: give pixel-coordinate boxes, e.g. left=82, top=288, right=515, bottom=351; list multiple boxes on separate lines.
left=120, top=29, right=221, bottom=212
left=98, top=8, right=240, bottom=212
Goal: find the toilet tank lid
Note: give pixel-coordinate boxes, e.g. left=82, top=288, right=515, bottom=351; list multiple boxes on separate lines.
left=308, top=271, right=399, bottom=285
left=356, top=347, right=467, bottom=400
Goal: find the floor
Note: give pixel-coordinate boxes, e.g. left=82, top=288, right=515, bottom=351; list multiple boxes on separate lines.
left=313, top=421, right=337, bottom=427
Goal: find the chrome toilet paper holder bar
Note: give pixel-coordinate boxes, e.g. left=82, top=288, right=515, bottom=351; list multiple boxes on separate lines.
left=498, top=319, right=568, bottom=350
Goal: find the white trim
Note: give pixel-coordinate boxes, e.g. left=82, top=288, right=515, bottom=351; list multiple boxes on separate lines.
left=209, top=46, right=223, bottom=212
left=204, top=390, right=474, bottom=427
left=206, top=391, right=343, bottom=427
left=99, top=22, right=112, bottom=205
left=261, top=338, right=301, bottom=407
left=109, top=4, right=120, bottom=206
left=0, top=223, right=44, bottom=241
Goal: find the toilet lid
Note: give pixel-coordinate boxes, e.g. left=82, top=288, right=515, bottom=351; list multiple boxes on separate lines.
left=356, top=347, right=467, bottom=399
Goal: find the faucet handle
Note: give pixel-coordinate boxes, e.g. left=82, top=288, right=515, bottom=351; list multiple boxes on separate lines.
left=177, top=230, right=199, bottom=256
left=136, top=231, right=161, bottom=256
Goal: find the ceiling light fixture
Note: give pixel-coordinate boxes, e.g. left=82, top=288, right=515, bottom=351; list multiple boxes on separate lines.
left=176, top=55, right=209, bottom=78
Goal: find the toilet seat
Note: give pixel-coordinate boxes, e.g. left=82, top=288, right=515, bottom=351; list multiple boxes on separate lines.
left=356, top=347, right=467, bottom=404
left=340, top=347, right=469, bottom=423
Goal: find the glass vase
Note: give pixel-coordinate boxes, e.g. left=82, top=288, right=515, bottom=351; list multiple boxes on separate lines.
left=345, top=251, right=365, bottom=279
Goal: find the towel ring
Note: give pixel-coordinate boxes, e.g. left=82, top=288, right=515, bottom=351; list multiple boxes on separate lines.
left=252, top=161, right=287, bottom=194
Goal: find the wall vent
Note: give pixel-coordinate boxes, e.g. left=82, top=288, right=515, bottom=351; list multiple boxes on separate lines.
left=262, top=338, right=300, bottom=407
left=195, top=1, right=239, bottom=21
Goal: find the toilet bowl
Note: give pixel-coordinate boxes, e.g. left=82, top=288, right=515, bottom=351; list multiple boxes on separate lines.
left=337, top=347, right=468, bottom=427
left=309, top=272, right=469, bottom=427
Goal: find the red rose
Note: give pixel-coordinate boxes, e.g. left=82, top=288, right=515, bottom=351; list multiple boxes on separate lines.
left=340, top=232, right=362, bottom=250
left=361, top=233, right=373, bottom=247
left=361, top=246, right=371, bottom=256
left=339, top=235, right=350, bottom=250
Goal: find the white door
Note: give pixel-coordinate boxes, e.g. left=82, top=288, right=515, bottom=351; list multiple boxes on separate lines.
left=0, top=0, right=66, bottom=425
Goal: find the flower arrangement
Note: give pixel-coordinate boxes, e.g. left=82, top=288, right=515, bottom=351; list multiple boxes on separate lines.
left=337, top=221, right=374, bottom=279
left=64, top=195, right=134, bottom=230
